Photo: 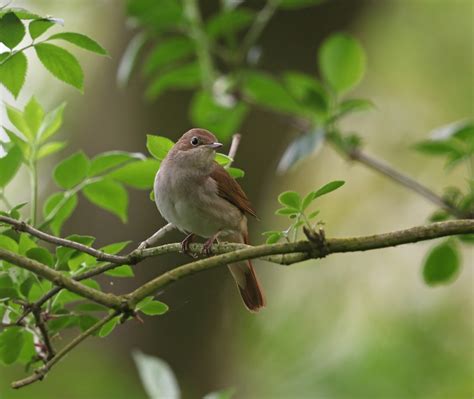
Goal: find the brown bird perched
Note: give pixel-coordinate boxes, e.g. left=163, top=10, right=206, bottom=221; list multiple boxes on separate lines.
left=153, top=128, right=265, bottom=312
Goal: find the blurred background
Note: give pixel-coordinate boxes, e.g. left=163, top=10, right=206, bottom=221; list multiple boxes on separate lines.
left=1, top=0, right=473, bottom=398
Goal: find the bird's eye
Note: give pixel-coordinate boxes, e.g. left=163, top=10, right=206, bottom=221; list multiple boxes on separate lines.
left=191, top=136, right=199, bottom=146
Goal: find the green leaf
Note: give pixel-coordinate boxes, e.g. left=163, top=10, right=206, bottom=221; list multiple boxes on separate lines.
left=53, top=151, right=90, bottom=189
left=302, top=191, right=315, bottom=210
left=132, top=350, right=180, bottom=399
left=26, top=247, right=54, bottom=267
left=117, top=32, right=147, bottom=88
left=43, top=192, right=78, bottom=235
left=312, top=180, right=345, bottom=199
left=98, top=316, right=120, bottom=337
left=0, top=12, right=25, bottom=49
left=275, top=207, right=299, bottom=217
left=318, top=33, right=366, bottom=94
left=215, top=153, right=232, bottom=166
left=262, top=231, right=284, bottom=244
left=0, top=144, right=22, bottom=188
left=47, top=32, right=108, bottom=56
left=5, top=103, right=31, bottom=139
left=283, top=72, right=329, bottom=117
left=105, top=265, right=134, bottom=278
left=108, top=159, right=161, bottom=189
left=39, top=102, right=66, bottom=142
left=0, top=8, right=41, bottom=20
left=24, top=97, right=44, bottom=136
left=243, top=71, right=301, bottom=114
left=35, top=43, right=84, bottom=91
left=279, top=0, right=324, bottom=8
left=0, top=51, right=27, bottom=98
left=228, top=167, right=245, bottom=179
left=2, top=127, right=28, bottom=160
left=82, top=179, right=128, bottom=222
left=423, top=241, right=460, bottom=285
left=334, top=98, right=374, bottom=119
left=100, top=241, right=131, bottom=255
left=146, top=135, right=174, bottom=161
left=18, top=233, right=37, bottom=255
left=308, top=210, right=320, bottom=219
left=145, top=62, right=201, bottom=99
left=0, top=235, right=19, bottom=252
left=139, top=300, right=169, bottom=316
left=206, top=9, right=254, bottom=38
left=414, top=141, right=461, bottom=156
left=277, top=129, right=325, bottom=173
left=0, top=327, right=24, bottom=365
left=29, top=18, right=57, bottom=40
left=190, top=91, right=248, bottom=142
left=278, top=191, right=301, bottom=210
left=0, top=272, right=19, bottom=299
left=143, top=37, right=195, bottom=75
left=37, top=141, right=66, bottom=159
left=126, top=0, right=183, bottom=31
left=90, top=151, right=144, bottom=177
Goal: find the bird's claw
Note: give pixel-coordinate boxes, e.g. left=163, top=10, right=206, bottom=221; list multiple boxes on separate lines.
left=202, top=237, right=216, bottom=256
left=181, top=234, right=197, bottom=258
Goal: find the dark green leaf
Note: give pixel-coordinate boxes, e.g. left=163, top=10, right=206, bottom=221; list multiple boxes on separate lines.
left=277, top=129, right=325, bottom=173
left=26, top=247, right=54, bottom=267
left=243, top=71, right=301, bottom=114
left=90, top=151, right=143, bottom=177
left=0, top=51, right=27, bottom=98
left=278, top=191, right=301, bottom=210
left=29, top=18, right=57, bottom=40
left=82, top=179, right=128, bottom=222
left=127, top=0, right=184, bottom=31
left=313, top=180, right=345, bottom=199
left=0, top=144, right=22, bottom=188
left=146, top=135, right=174, bottom=161
left=132, top=350, right=180, bottom=399
left=0, top=272, right=19, bottom=299
left=279, top=0, right=324, bottom=9
left=190, top=91, right=248, bottom=142
left=423, top=241, right=460, bottom=285
left=145, top=63, right=201, bottom=100
left=0, top=327, right=24, bottom=365
left=0, top=12, right=25, bottom=49
left=143, top=37, right=195, bottom=76
left=53, top=151, right=90, bottom=189
left=283, top=72, right=329, bottom=117
left=98, top=316, right=120, bottom=337
left=105, top=265, right=134, bottom=278
left=139, top=300, right=169, bottom=316
left=35, top=43, right=84, bottom=91
left=47, top=32, right=108, bottom=56
left=0, top=8, right=41, bottom=20
left=43, top=192, right=78, bottom=235
left=318, top=33, right=366, bottom=94
left=108, top=159, right=161, bottom=189
left=206, top=9, right=254, bottom=38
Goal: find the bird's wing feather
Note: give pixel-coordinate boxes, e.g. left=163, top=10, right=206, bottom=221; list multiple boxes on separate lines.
left=210, top=162, right=257, bottom=218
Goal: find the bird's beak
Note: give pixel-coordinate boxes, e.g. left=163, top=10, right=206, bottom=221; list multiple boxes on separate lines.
left=206, top=142, right=223, bottom=149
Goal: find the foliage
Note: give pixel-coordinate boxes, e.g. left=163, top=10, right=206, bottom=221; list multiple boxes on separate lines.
left=133, top=351, right=234, bottom=399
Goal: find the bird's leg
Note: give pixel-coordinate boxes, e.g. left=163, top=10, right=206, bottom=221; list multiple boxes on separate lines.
left=180, top=233, right=196, bottom=255
left=202, top=232, right=220, bottom=256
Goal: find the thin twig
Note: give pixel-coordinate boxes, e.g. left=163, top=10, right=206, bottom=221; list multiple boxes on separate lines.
left=0, top=215, right=128, bottom=264
left=11, top=311, right=120, bottom=389
left=32, top=308, right=55, bottom=361
left=347, top=148, right=469, bottom=218
left=226, top=133, right=242, bottom=165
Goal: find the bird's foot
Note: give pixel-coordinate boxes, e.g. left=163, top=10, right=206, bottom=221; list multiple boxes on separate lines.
left=181, top=233, right=197, bottom=258
left=202, top=233, right=219, bottom=256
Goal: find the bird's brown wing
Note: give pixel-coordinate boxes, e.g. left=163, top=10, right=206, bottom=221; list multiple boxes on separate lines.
left=210, top=162, right=257, bottom=218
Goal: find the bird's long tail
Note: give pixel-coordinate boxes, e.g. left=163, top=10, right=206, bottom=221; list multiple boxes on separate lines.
left=220, top=232, right=266, bottom=312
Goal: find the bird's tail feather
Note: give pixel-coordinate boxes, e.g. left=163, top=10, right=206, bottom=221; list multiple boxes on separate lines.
left=220, top=232, right=266, bottom=312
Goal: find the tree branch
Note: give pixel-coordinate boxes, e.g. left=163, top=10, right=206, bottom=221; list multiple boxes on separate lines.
left=126, top=220, right=474, bottom=306
left=347, top=148, right=470, bottom=219
left=0, top=248, right=124, bottom=309
left=11, top=311, right=120, bottom=389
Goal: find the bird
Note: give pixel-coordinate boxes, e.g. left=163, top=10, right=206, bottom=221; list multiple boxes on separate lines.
left=153, top=128, right=265, bottom=312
